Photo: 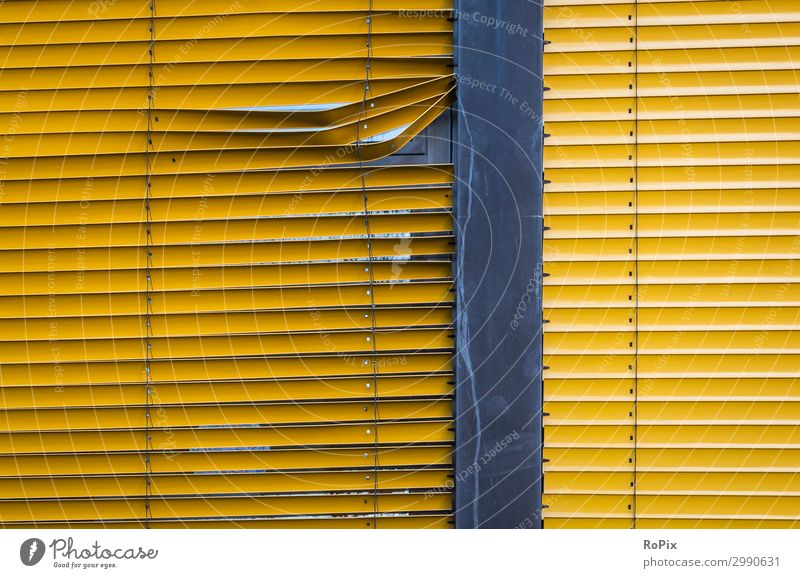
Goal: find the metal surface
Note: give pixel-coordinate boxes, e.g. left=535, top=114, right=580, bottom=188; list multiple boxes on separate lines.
left=0, top=470, right=454, bottom=500
left=0, top=515, right=453, bottom=529
left=0, top=493, right=453, bottom=523
left=454, top=0, right=544, bottom=528
left=1, top=377, right=455, bottom=408
left=0, top=446, right=454, bottom=476
left=0, top=2, right=457, bottom=527
left=543, top=0, right=800, bottom=529
left=0, top=164, right=455, bottom=202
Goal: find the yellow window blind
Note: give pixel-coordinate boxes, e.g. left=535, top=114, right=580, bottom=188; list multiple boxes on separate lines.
left=0, top=0, right=455, bottom=528
left=543, top=0, right=800, bottom=528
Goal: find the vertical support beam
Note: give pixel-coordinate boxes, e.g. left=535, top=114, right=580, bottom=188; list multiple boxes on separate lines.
left=454, top=0, right=544, bottom=528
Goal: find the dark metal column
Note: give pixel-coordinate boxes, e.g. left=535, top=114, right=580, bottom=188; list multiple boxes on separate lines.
left=453, top=0, right=544, bottom=529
